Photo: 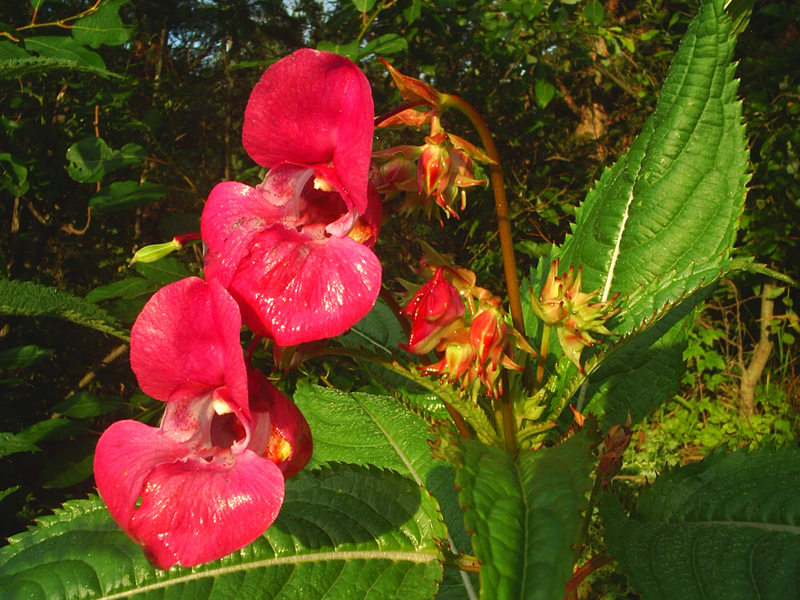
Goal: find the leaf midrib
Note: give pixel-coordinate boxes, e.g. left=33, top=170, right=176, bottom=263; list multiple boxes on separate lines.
left=97, top=549, right=440, bottom=600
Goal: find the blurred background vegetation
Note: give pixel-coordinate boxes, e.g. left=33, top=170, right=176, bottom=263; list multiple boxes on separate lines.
left=1, top=0, right=798, bottom=595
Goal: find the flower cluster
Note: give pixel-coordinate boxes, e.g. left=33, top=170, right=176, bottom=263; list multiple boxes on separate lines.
left=95, top=50, right=380, bottom=569
left=371, top=61, right=493, bottom=221
left=401, top=254, right=532, bottom=398
left=530, top=259, right=619, bottom=372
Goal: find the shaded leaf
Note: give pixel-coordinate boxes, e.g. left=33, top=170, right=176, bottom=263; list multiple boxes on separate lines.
left=24, top=36, right=106, bottom=70
left=84, top=277, right=153, bottom=303
left=0, top=279, right=129, bottom=340
left=132, top=256, right=191, bottom=285
left=601, top=445, right=800, bottom=600
left=39, top=437, right=96, bottom=488
left=71, top=0, right=132, bottom=48
left=0, top=345, right=54, bottom=369
left=294, top=385, right=479, bottom=598
left=51, top=391, right=126, bottom=419
left=66, top=138, right=145, bottom=183
left=0, top=432, right=41, bottom=458
left=88, top=180, right=170, bottom=212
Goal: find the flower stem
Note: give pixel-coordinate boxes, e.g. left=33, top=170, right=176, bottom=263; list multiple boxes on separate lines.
left=573, top=473, right=603, bottom=565
left=441, top=93, right=525, bottom=339
left=442, top=93, right=521, bottom=457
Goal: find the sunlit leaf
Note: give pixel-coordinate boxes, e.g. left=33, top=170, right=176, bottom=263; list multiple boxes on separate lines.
left=0, top=464, right=446, bottom=599
left=456, top=429, right=596, bottom=600
left=0, top=279, right=129, bottom=340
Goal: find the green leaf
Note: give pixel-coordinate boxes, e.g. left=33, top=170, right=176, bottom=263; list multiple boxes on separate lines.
left=132, top=256, right=191, bottom=284
left=581, top=0, right=604, bottom=25
left=0, top=56, right=118, bottom=79
left=557, top=0, right=746, bottom=335
left=455, top=429, right=597, bottom=600
left=0, top=40, right=30, bottom=61
left=316, top=39, right=360, bottom=62
left=352, top=0, right=378, bottom=11
left=0, top=344, right=54, bottom=369
left=540, top=0, right=747, bottom=425
left=534, top=78, right=555, bottom=108
left=84, top=277, right=153, bottom=302
left=39, top=437, right=96, bottom=488
left=0, top=432, right=41, bottom=458
left=71, top=0, right=132, bottom=48
left=0, top=279, right=129, bottom=340
left=66, top=138, right=145, bottom=183
left=24, top=36, right=106, bottom=70
left=0, top=464, right=446, bottom=599
left=294, top=385, right=479, bottom=598
left=601, top=445, right=800, bottom=600
left=51, top=391, right=126, bottom=419
left=88, top=180, right=170, bottom=212
left=359, top=34, right=408, bottom=59
left=403, top=0, right=423, bottom=24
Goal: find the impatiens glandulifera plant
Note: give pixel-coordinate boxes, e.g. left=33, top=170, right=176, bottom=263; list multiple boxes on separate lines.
left=2, top=1, right=799, bottom=599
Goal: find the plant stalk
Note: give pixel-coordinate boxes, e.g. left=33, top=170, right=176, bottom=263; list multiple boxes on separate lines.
left=441, top=94, right=525, bottom=339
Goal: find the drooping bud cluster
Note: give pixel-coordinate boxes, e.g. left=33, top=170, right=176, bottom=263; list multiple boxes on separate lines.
left=401, top=250, right=533, bottom=398
left=530, top=259, right=619, bottom=372
left=372, top=61, right=494, bottom=221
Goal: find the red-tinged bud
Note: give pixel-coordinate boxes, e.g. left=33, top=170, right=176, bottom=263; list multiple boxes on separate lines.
left=469, top=306, right=506, bottom=369
left=598, top=421, right=632, bottom=488
left=422, top=329, right=476, bottom=386
left=401, top=266, right=466, bottom=355
left=376, top=107, right=436, bottom=129
left=375, top=151, right=420, bottom=196
left=379, top=58, right=444, bottom=109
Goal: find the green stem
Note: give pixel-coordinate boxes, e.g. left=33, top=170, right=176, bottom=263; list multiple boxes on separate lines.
left=573, top=473, right=603, bottom=565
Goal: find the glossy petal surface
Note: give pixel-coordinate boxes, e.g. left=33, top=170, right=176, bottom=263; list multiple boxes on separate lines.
left=242, top=49, right=374, bottom=214
left=95, top=419, right=284, bottom=569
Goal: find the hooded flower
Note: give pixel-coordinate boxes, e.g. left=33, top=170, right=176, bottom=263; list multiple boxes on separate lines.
left=202, top=49, right=382, bottom=346
left=94, top=277, right=311, bottom=569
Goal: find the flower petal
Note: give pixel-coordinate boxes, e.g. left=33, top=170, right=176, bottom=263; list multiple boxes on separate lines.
left=242, top=49, right=374, bottom=215
left=130, top=277, right=249, bottom=411
left=94, top=419, right=285, bottom=569
left=226, top=229, right=381, bottom=346
left=249, top=370, right=312, bottom=478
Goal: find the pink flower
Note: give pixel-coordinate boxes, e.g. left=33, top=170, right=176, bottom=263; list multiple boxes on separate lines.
left=94, top=277, right=311, bottom=569
left=202, top=49, right=382, bottom=346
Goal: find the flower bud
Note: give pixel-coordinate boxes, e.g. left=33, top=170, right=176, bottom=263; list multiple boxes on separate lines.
left=401, top=266, right=466, bottom=355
